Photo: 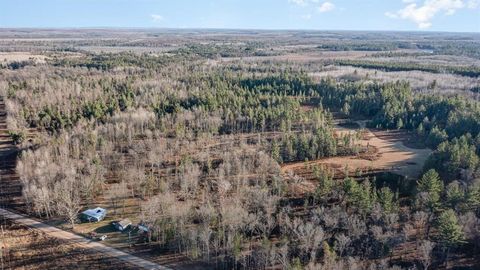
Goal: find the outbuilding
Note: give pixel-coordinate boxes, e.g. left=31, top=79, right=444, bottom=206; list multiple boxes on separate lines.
left=138, top=222, right=150, bottom=233
left=113, top=218, right=132, bottom=231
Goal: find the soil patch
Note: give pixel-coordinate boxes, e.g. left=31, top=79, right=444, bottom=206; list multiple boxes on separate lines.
left=282, top=122, right=432, bottom=180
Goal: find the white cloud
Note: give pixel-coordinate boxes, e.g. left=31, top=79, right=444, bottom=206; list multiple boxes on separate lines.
left=289, top=0, right=336, bottom=19
left=318, top=2, right=335, bottom=12
left=385, top=0, right=477, bottom=29
left=418, top=22, right=433, bottom=28
left=468, top=0, right=479, bottom=8
left=288, top=0, right=309, bottom=6
left=289, top=0, right=322, bottom=7
left=150, top=14, right=164, bottom=22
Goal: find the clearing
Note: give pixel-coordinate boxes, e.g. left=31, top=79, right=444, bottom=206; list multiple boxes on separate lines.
left=0, top=52, right=47, bottom=64
left=283, top=120, right=432, bottom=179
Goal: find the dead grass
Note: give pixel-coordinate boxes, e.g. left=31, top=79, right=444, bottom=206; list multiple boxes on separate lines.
left=0, top=52, right=47, bottom=64
left=70, top=196, right=142, bottom=247
left=309, top=65, right=480, bottom=95
left=219, top=50, right=375, bottom=63
left=0, top=217, right=136, bottom=270
left=282, top=121, right=432, bottom=180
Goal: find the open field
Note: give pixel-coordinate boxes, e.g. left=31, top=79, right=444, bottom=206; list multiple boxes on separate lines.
left=282, top=121, right=432, bottom=180
left=0, top=52, right=47, bottom=64
left=310, top=66, right=480, bottom=96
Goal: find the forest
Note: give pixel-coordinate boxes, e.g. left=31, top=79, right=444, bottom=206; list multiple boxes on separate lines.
left=0, top=29, right=479, bottom=270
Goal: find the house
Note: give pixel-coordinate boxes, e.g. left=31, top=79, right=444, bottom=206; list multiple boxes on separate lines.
left=80, top=207, right=107, bottom=222
left=113, top=218, right=132, bottom=231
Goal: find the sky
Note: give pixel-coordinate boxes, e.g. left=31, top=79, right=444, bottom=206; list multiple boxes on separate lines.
left=0, top=0, right=479, bottom=32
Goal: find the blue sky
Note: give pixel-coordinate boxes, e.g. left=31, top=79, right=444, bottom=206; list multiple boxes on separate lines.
left=1, top=0, right=479, bottom=32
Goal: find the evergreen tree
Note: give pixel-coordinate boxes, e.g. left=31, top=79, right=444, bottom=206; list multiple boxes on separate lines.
left=313, top=165, right=334, bottom=202
left=417, top=169, right=444, bottom=206
left=438, top=209, right=465, bottom=268
left=426, top=127, right=448, bottom=148
left=465, top=185, right=480, bottom=211
left=378, top=187, right=396, bottom=214
left=437, top=209, right=464, bottom=247
left=445, top=181, right=464, bottom=209
left=271, top=140, right=282, bottom=163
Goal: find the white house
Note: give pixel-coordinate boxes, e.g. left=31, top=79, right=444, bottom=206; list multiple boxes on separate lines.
left=80, top=207, right=107, bottom=222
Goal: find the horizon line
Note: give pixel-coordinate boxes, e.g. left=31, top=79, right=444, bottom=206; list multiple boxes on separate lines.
left=0, top=27, right=479, bottom=35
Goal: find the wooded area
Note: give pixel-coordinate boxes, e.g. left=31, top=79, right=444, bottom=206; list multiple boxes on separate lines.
left=0, top=29, right=479, bottom=270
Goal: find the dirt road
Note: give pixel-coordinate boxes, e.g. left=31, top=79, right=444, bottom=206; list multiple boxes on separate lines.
left=0, top=208, right=171, bottom=270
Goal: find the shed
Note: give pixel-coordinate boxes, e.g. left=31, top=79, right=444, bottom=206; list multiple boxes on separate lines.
left=114, top=219, right=132, bottom=231
left=80, top=207, right=107, bottom=222
left=138, top=223, right=150, bottom=233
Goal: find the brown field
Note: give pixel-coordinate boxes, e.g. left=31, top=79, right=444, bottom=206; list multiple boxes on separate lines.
left=220, top=50, right=376, bottom=63
left=369, top=54, right=480, bottom=67
left=283, top=121, right=432, bottom=180
left=0, top=52, right=47, bottom=64
left=309, top=66, right=480, bottom=95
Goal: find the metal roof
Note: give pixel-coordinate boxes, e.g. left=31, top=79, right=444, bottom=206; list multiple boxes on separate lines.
left=117, top=219, right=132, bottom=227
left=81, top=207, right=106, bottom=220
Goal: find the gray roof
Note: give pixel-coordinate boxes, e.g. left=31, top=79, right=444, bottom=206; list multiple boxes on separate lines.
left=118, top=219, right=132, bottom=227
left=82, top=207, right=106, bottom=220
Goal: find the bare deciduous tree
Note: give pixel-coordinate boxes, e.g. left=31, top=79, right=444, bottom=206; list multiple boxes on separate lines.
left=106, top=181, right=129, bottom=217
left=419, top=240, right=435, bottom=270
